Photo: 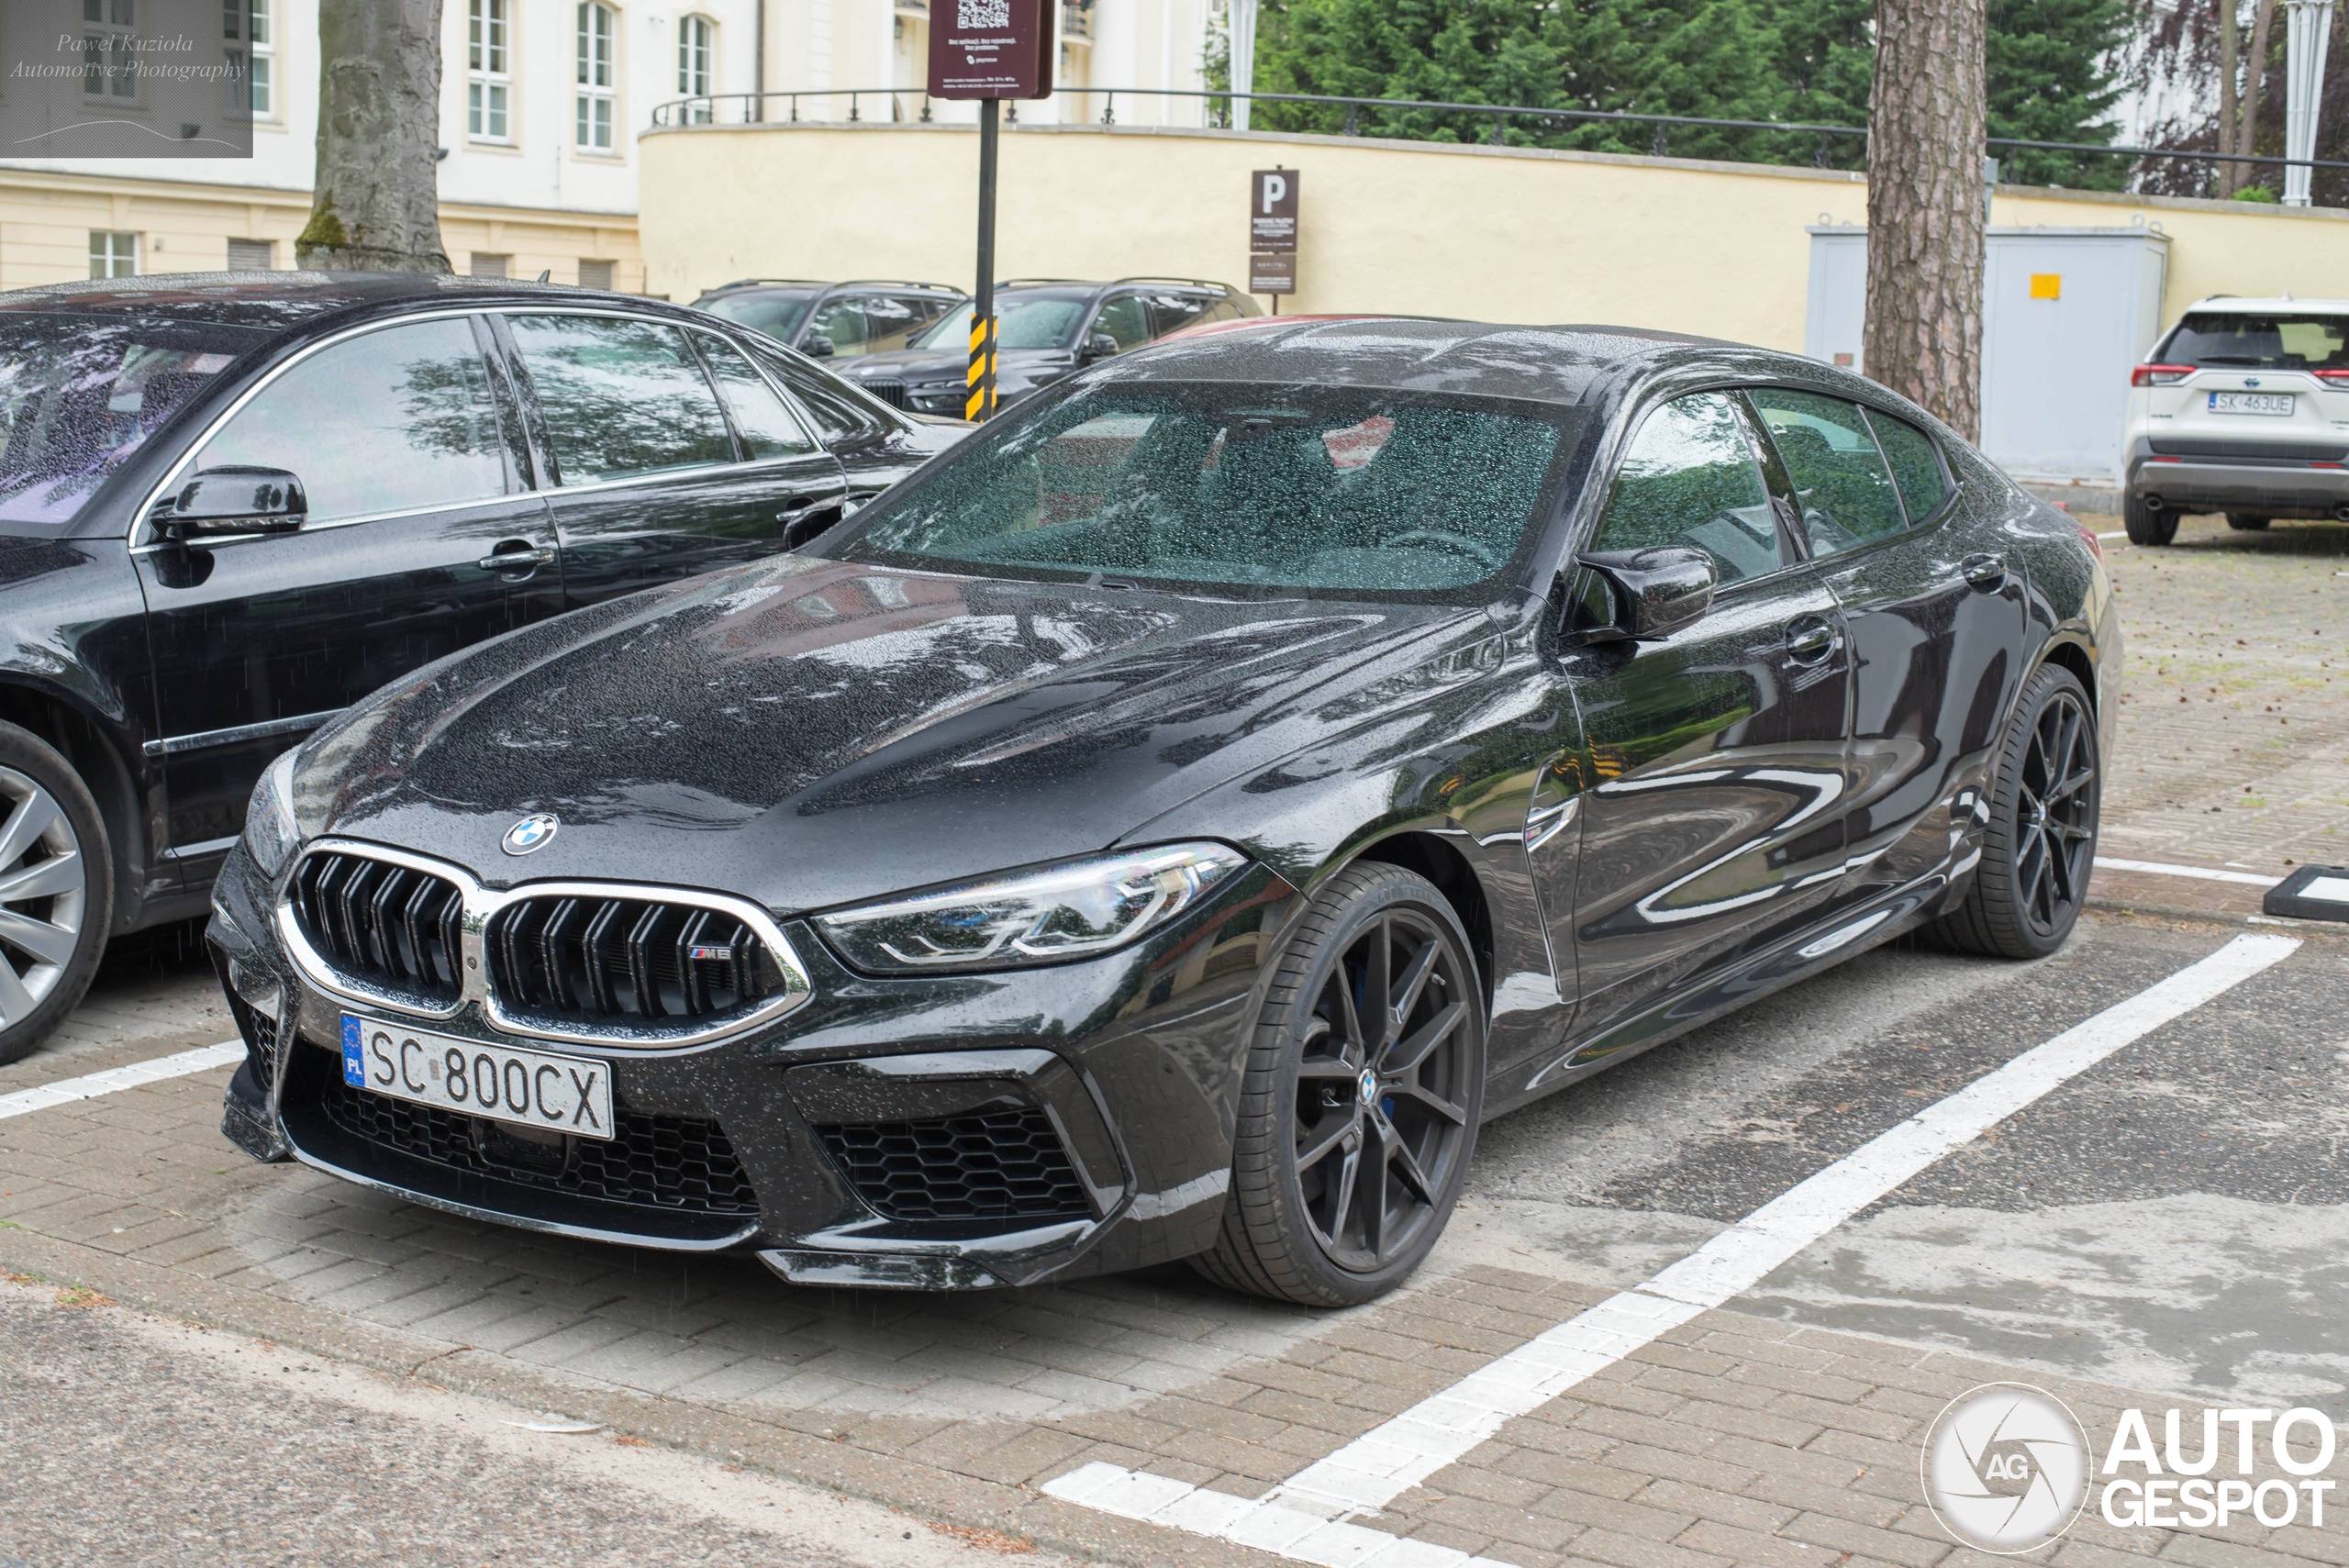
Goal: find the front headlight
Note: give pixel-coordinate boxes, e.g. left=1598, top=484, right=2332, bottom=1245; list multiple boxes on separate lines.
left=241, top=746, right=302, bottom=877
left=814, top=842, right=1248, bottom=974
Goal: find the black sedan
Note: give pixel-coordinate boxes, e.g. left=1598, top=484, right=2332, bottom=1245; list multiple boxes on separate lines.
left=207, top=320, right=2120, bottom=1306
left=0, top=271, right=963, bottom=1064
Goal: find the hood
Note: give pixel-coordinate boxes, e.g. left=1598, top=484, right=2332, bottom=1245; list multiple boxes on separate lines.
left=295, top=553, right=1473, bottom=912
left=842, top=347, right=1077, bottom=381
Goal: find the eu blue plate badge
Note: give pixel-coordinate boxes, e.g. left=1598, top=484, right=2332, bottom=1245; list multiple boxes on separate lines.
left=341, top=1015, right=365, bottom=1086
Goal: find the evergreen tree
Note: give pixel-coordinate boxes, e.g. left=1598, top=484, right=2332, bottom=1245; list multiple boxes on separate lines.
left=1987, top=0, right=2130, bottom=188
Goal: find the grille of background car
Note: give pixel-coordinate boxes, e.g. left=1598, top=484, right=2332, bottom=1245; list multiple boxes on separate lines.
left=485, top=895, right=781, bottom=1023
left=291, top=852, right=467, bottom=1005
left=859, top=379, right=909, bottom=410
left=311, top=1058, right=761, bottom=1214
left=814, top=1107, right=1092, bottom=1223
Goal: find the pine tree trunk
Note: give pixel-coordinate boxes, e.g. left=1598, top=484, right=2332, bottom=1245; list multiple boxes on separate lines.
left=1865, top=0, right=1987, bottom=440
left=2219, top=0, right=2243, bottom=195
left=297, top=0, right=450, bottom=272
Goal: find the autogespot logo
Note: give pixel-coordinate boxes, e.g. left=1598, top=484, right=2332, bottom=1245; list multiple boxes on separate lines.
left=1920, top=1384, right=2091, bottom=1552
left=501, top=813, right=559, bottom=856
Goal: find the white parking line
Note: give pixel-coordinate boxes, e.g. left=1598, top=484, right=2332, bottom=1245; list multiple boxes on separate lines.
left=2096, top=529, right=2129, bottom=540
left=0, top=1040, right=245, bottom=1122
left=1044, top=933, right=2302, bottom=1567
left=2094, top=855, right=2281, bottom=887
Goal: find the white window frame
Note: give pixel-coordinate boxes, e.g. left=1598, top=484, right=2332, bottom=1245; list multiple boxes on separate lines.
left=677, top=14, right=714, bottom=124
left=468, top=0, right=513, bottom=143
left=83, top=0, right=141, bottom=104
left=247, top=0, right=273, bottom=118
left=89, top=230, right=139, bottom=280
left=575, top=3, right=617, bottom=152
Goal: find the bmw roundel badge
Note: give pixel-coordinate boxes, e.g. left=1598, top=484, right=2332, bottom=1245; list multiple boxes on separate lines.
left=502, top=813, right=560, bottom=855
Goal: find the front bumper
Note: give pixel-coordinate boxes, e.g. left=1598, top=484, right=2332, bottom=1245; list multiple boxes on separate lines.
left=209, top=840, right=1296, bottom=1288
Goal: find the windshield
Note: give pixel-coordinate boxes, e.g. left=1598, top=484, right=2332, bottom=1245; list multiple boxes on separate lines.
left=0, top=313, right=260, bottom=527
left=699, top=290, right=817, bottom=341
left=826, top=382, right=1575, bottom=596
left=2160, top=312, right=2349, bottom=370
left=915, top=295, right=1090, bottom=352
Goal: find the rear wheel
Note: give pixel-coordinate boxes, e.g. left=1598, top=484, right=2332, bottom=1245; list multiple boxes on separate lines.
left=1929, top=664, right=2099, bottom=960
left=0, top=723, right=112, bottom=1066
left=1193, top=862, right=1485, bottom=1307
left=2225, top=513, right=2271, bottom=531
left=2122, top=490, right=2176, bottom=546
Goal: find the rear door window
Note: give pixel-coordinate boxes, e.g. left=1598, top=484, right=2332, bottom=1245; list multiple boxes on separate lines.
left=744, top=339, right=896, bottom=447
left=198, top=317, right=508, bottom=522
left=1590, top=392, right=1789, bottom=585
left=864, top=295, right=951, bottom=354
left=1862, top=409, right=1949, bottom=525
left=1745, top=387, right=1909, bottom=558
left=691, top=331, right=818, bottom=460
left=1143, top=292, right=1214, bottom=339
left=1092, top=296, right=1152, bottom=351
left=805, top=296, right=869, bottom=358
left=507, top=314, right=734, bottom=484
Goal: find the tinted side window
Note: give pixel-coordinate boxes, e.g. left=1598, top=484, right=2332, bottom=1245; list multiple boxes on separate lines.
left=746, top=340, right=890, bottom=447
left=807, top=297, right=869, bottom=357
left=1590, top=392, right=1788, bottom=585
left=692, top=331, right=818, bottom=460
left=1863, top=409, right=1949, bottom=524
left=507, top=315, right=733, bottom=484
left=1093, top=295, right=1152, bottom=350
left=198, top=317, right=507, bottom=522
left=864, top=295, right=947, bottom=354
left=1746, top=387, right=1908, bottom=557
left=1144, top=291, right=1212, bottom=339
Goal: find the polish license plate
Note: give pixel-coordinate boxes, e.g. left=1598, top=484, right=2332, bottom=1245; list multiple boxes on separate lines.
left=2208, top=392, right=2295, bottom=416
left=340, top=1014, right=614, bottom=1140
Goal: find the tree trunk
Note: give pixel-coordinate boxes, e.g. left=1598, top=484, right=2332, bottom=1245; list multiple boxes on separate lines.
left=2219, top=0, right=2243, bottom=195
left=297, top=0, right=450, bottom=272
left=1865, top=0, right=1987, bottom=441
left=2240, top=0, right=2277, bottom=184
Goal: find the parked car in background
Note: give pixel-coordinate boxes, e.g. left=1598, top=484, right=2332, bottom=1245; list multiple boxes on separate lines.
left=838, top=278, right=1259, bottom=416
left=691, top=279, right=966, bottom=364
left=209, top=318, right=2117, bottom=1307
left=0, top=271, right=963, bottom=1065
left=2121, top=295, right=2349, bottom=544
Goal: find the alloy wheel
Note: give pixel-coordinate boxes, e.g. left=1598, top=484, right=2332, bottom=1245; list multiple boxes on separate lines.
left=2014, top=691, right=2096, bottom=937
left=1290, top=908, right=1475, bottom=1273
left=0, top=766, right=88, bottom=1028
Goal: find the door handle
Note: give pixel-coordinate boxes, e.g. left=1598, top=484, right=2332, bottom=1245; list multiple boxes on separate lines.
left=1962, top=552, right=2007, bottom=589
left=478, top=542, right=556, bottom=572
left=1785, top=616, right=1839, bottom=663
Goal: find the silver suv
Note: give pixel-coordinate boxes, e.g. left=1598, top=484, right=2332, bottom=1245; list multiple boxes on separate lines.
left=2121, top=296, right=2349, bottom=544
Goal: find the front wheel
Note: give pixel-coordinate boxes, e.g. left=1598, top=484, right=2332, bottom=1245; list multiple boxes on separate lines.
left=1193, top=862, right=1486, bottom=1307
left=2122, top=490, right=2176, bottom=546
left=0, top=724, right=113, bottom=1066
left=1929, top=664, right=2099, bottom=960
left=2225, top=513, right=2271, bottom=531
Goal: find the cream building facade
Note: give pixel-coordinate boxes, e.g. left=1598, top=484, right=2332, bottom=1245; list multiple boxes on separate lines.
left=0, top=0, right=1219, bottom=295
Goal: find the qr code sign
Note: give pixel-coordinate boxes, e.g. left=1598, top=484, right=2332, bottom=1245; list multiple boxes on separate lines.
left=957, top=0, right=1010, bottom=28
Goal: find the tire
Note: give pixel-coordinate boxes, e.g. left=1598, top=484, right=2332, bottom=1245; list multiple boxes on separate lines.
left=2225, top=513, right=2271, bottom=531
left=1192, top=862, right=1486, bottom=1307
left=1928, top=664, right=2099, bottom=961
left=0, top=723, right=113, bottom=1066
left=2122, top=490, right=2176, bottom=546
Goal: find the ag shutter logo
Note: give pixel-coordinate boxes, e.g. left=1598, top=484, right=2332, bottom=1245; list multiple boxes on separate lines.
left=1920, top=1384, right=2091, bottom=1552
left=501, top=813, right=559, bottom=856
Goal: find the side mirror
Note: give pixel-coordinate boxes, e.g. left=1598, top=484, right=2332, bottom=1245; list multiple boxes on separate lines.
left=1083, top=332, right=1119, bottom=361
left=1576, top=544, right=1716, bottom=641
left=804, top=334, right=837, bottom=358
left=152, top=466, right=306, bottom=540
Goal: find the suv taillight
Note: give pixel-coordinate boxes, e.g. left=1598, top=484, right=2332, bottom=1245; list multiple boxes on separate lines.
left=2132, top=363, right=2195, bottom=387
left=2316, top=368, right=2349, bottom=385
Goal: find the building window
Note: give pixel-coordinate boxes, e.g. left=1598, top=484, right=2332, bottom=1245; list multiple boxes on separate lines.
left=83, top=0, right=140, bottom=102
left=677, top=15, right=713, bottom=123
left=468, top=0, right=511, bottom=142
left=470, top=252, right=511, bottom=279
left=578, top=258, right=615, bottom=290
left=89, top=231, right=139, bottom=279
left=223, top=0, right=272, bottom=117
left=575, top=3, right=616, bottom=151
left=227, top=237, right=273, bottom=270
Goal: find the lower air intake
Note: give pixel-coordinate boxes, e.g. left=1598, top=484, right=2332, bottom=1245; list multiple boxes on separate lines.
left=815, top=1106, right=1092, bottom=1224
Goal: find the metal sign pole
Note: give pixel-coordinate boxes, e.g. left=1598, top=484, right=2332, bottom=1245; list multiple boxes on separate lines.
left=968, top=98, right=1000, bottom=421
